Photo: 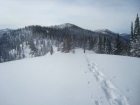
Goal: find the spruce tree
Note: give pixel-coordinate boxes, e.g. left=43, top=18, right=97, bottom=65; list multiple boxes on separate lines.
left=105, top=37, right=110, bottom=54
left=134, top=14, right=140, bottom=41
left=103, top=36, right=106, bottom=53
left=113, top=34, right=122, bottom=55
left=95, top=35, right=102, bottom=53
left=130, top=22, right=134, bottom=51
left=131, top=14, right=140, bottom=57
left=83, top=36, right=86, bottom=53
left=89, top=36, right=94, bottom=50
left=50, top=45, right=53, bottom=55
left=72, top=36, right=75, bottom=53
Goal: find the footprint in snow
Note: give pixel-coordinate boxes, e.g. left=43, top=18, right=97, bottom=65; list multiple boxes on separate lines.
left=88, top=81, right=91, bottom=84
left=127, top=97, right=130, bottom=101
left=112, top=76, right=117, bottom=78
left=126, top=88, right=132, bottom=92
left=94, top=100, right=100, bottom=105
left=100, top=96, right=103, bottom=99
left=100, top=101, right=103, bottom=103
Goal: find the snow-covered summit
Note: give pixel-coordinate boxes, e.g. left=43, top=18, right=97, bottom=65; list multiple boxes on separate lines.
left=95, top=29, right=116, bottom=35
left=0, top=28, right=12, bottom=38
left=0, top=28, right=12, bottom=34
left=50, top=23, right=74, bottom=29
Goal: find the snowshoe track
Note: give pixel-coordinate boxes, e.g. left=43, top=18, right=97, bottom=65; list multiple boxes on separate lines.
left=85, top=55, right=129, bottom=105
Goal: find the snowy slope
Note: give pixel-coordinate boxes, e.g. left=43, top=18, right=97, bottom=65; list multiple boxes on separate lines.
left=0, top=49, right=140, bottom=105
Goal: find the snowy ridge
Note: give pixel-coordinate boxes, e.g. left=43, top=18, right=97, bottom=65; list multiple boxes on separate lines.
left=85, top=54, right=129, bottom=105
left=0, top=28, right=12, bottom=34
left=0, top=28, right=12, bottom=32
left=50, top=23, right=73, bottom=29
left=0, top=28, right=12, bottom=38
left=95, top=29, right=116, bottom=35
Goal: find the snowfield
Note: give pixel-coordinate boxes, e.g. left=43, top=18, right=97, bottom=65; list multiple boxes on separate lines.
left=0, top=48, right=140, bottom=105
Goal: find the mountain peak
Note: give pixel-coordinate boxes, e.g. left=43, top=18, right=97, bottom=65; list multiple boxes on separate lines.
left=95, top=29, right=116, bottom=35
left=95, top=29, right=112, bottom=32
left=50, top=23, right=74, bottom=29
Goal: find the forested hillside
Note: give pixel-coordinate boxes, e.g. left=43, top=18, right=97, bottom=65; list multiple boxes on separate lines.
left=0, top=23, right=131, bottom=63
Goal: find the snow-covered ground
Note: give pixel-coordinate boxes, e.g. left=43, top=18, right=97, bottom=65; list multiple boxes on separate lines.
left=0, top=48, right=140, bottom=105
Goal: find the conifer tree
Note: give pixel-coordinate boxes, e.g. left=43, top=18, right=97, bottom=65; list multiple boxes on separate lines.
left=134, top=14, right=140, bottom=41
left=83, top=36, right=86, bottom=53
left=105, top=37, right=110, bottom=54
left=131, top=14, right=140, bottom=57
left=94, top=35, right=102, bottom=53
left=62, top=38, right=66, bottom=52
left=72, top=36, right=75, bottom=53
left=130, top=22, right=134, bottom=51
left=50, top=45, right=53, bottom=55
left=103, top=36, right=106, bottom=53
left=113, top=34, right=122, bottom=55
left=89, top=36, right=94, bottom=50
left=65, top=34, right=71, bottom=53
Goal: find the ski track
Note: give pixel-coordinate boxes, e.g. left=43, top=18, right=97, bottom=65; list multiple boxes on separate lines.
left=85, top=55, right=129, bottom=105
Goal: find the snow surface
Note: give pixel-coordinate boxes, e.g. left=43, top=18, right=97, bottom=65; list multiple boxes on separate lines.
left=0, top=48, right=140, bottom=105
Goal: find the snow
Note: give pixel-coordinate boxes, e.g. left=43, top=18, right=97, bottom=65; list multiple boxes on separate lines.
left=0, top=48, right=140, bottom=105
left=86, top=55, right=129, bottom=105
left=95, top=29, right=116, bottom=35
left=0, top=28, right=11, bottom=35
left=46, top=30, right=49, bottom=33
left=87, top=54, right=140, bottom=105
left=50, top=23, right=73, bottom=29
left=8, top=42, right=31, bottom=60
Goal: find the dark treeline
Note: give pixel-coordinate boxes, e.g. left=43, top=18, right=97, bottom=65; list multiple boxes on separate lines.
left=0, top=21, right=134, bottom=63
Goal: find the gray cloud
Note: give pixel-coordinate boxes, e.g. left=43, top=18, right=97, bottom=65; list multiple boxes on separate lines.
left=0, top=0, right=139, bottom=33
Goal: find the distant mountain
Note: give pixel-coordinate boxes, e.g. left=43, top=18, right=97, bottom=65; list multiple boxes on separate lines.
left=94, top=29, right=130, bottom=42
left=120, top=33, right=130, bottom=40
left=49, top=23, right=84, bottom=31
left=50, top=23, right=130, bottom=43
left=0, top=28, right=12, bottom=34
left=0, top=28, right=13, bottom=38
left=50, top=23, right=74, bottom=29
left=95, top=29, right=116, bottom=36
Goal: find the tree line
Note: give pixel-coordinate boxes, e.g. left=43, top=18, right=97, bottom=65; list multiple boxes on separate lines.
left=0, top=15, right=139, bottom=63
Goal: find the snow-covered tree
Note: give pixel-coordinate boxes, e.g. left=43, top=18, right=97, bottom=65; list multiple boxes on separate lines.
left=113, top=34, right=122, bottom=55
left=71, top=36, right=75, bottom=53
left=105, top=37, right=111, bottom=54
left=130, top=22, right=134, bottom=51
left=50, top=45, right=53, bottom=55
left=94, top=35, right=102, bottom=53
left=83, top=36, right=87, bottom=53
left=130, top=14, right=140, bottom=57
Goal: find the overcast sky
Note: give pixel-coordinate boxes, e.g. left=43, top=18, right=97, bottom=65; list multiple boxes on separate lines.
left=0, top=0, right=140, bottom=33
